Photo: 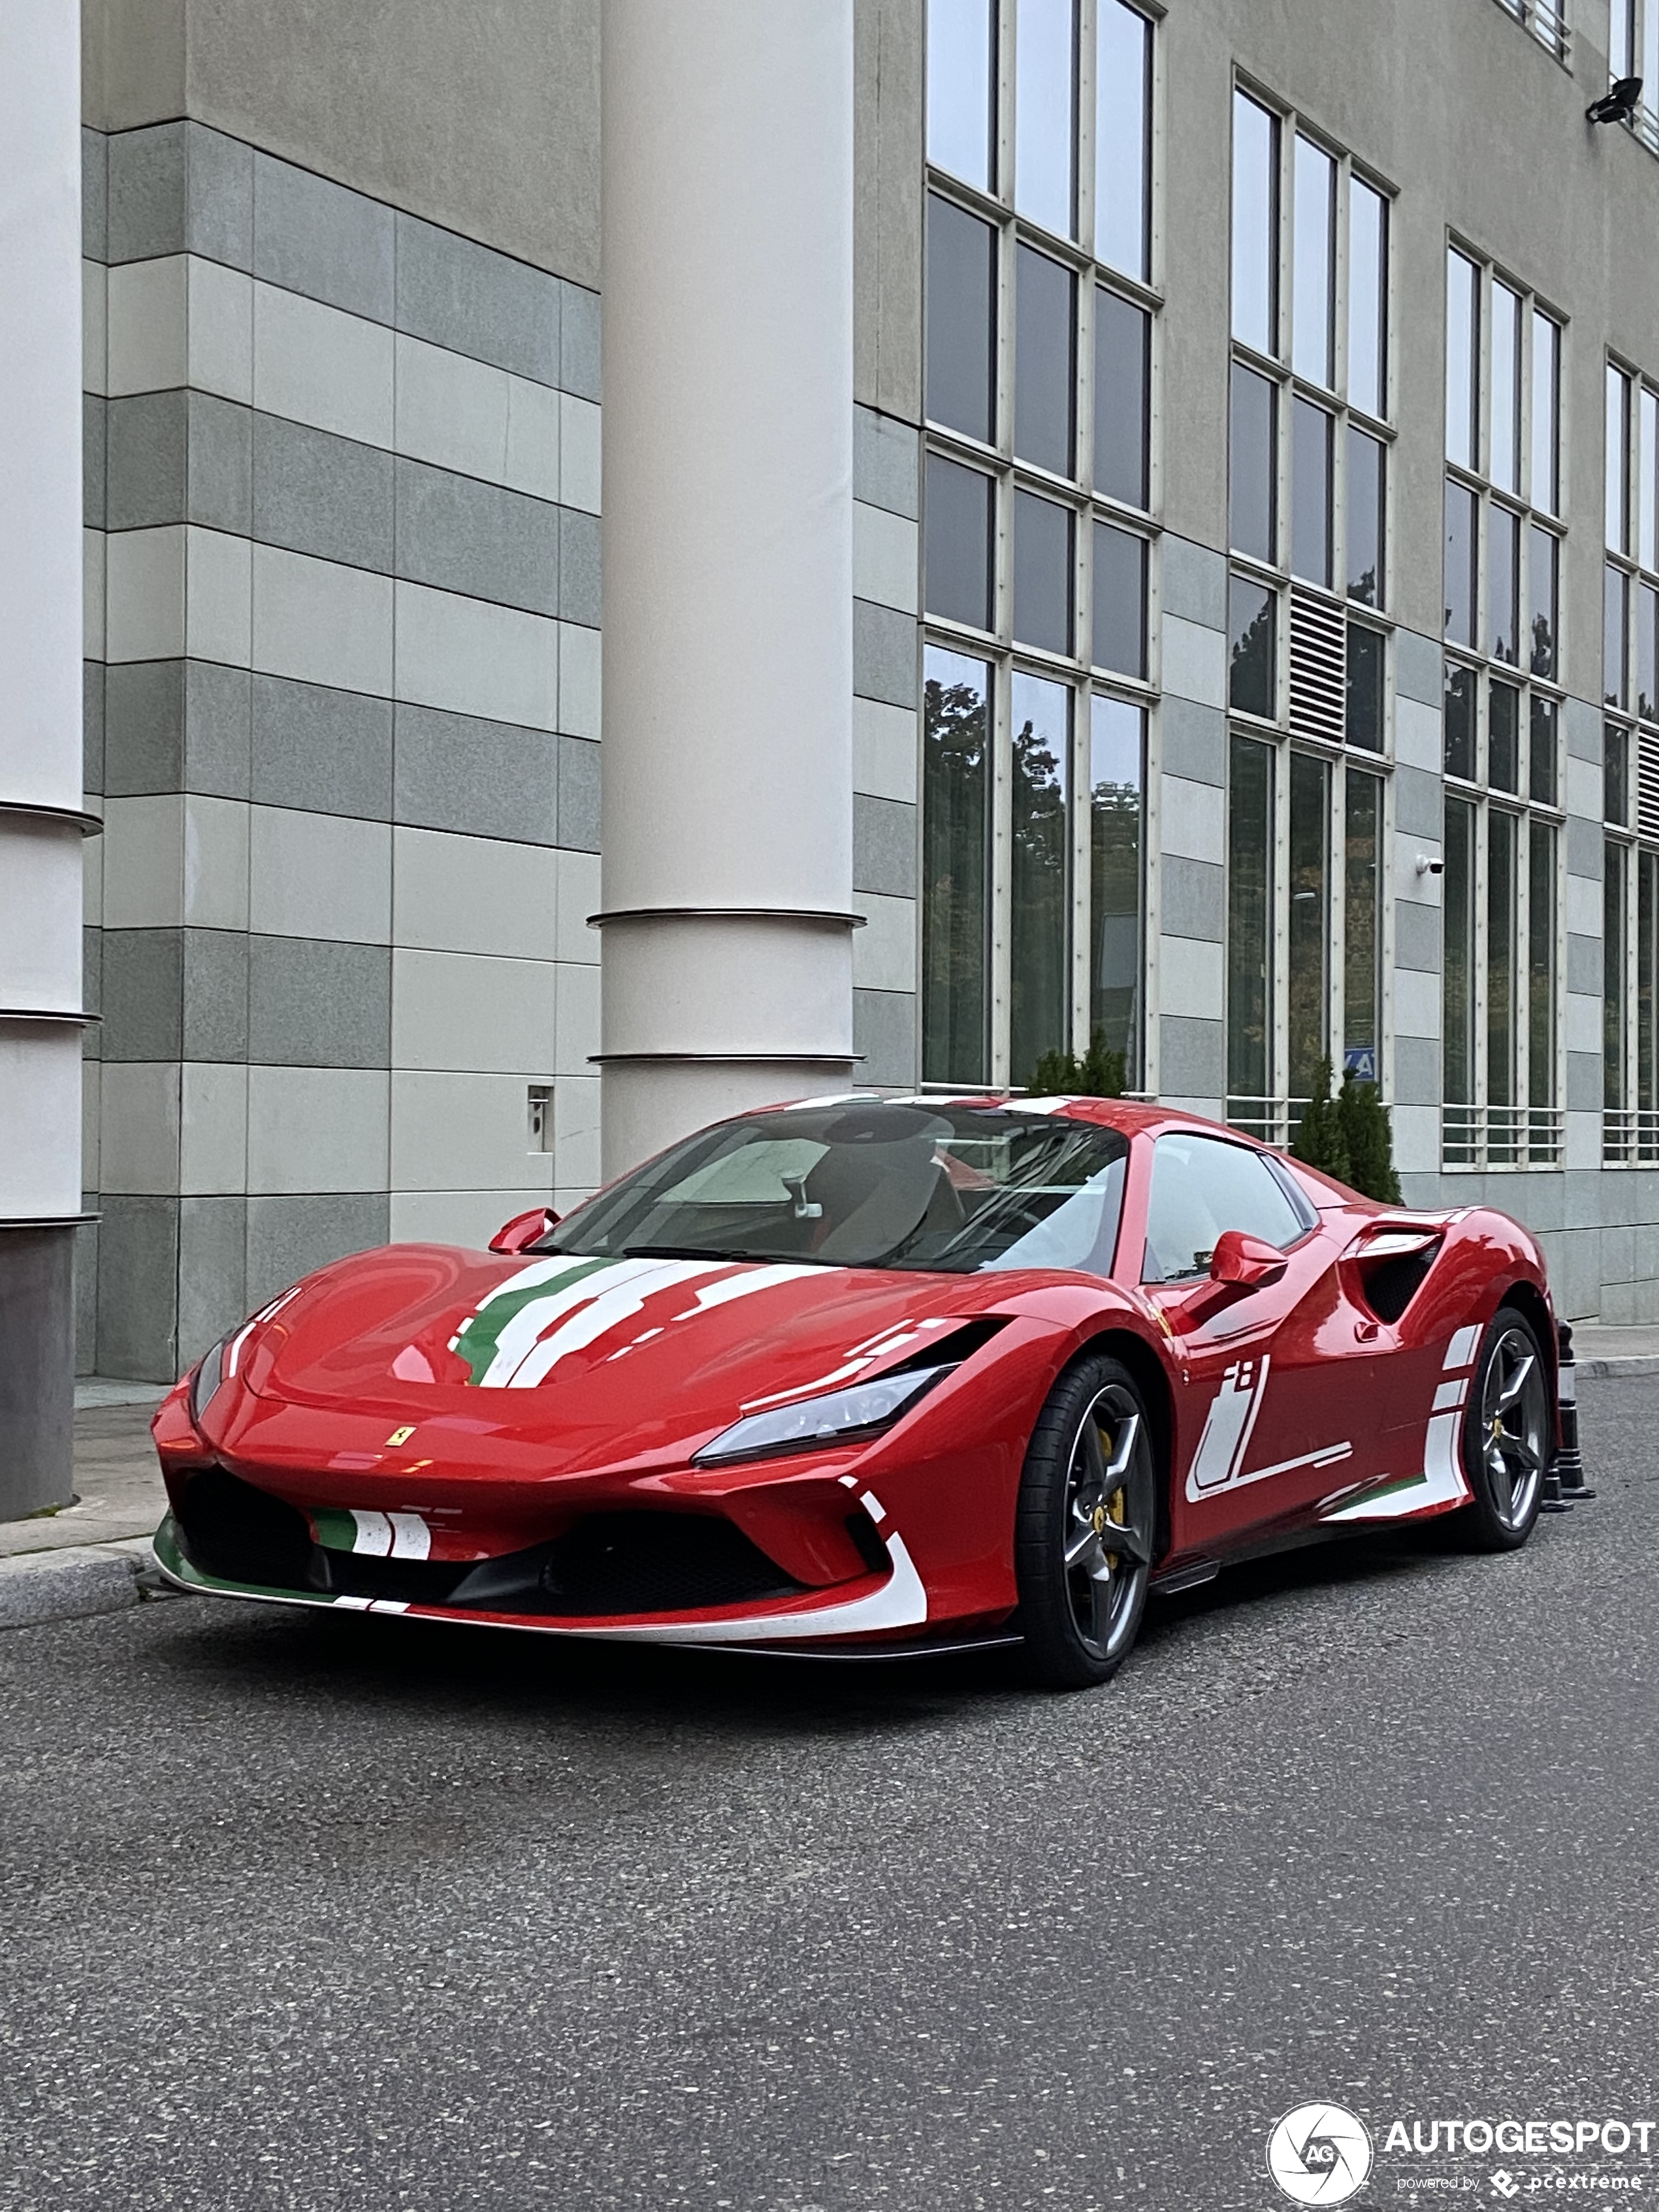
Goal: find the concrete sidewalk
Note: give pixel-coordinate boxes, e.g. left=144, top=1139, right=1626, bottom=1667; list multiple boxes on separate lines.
left=3, top=1325, right=1656, bottom=1631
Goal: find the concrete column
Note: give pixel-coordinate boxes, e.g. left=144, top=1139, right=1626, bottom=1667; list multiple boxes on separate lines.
left=0, top=0, right=86, bottom=1515
left=599, top=0, right=857, bottom=1177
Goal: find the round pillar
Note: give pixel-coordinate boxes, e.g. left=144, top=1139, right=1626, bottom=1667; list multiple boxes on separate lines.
left=599, top=0, right=856, bottom=1178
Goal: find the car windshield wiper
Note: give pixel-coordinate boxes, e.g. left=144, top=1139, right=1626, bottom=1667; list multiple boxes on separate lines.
left=617, top=1242, right=838, bottom=1264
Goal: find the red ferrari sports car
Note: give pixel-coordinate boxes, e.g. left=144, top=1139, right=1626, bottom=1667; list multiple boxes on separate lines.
left=152, top=1095, right=1564, bottom=1687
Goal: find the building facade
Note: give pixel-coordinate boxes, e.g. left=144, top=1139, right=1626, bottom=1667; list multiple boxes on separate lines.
left=55, top=0, right=1659, bottom=1387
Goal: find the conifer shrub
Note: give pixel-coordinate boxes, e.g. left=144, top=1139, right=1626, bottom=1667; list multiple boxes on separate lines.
left=1025, top=1027, right=1128, bottom=1099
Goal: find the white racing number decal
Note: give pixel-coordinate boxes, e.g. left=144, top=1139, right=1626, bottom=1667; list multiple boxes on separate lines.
left=1185, top=1357, right=1271, bottom=1500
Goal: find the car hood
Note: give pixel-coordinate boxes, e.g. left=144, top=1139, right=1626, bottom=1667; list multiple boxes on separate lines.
left=238, top=1243, right=1060, bottom=1469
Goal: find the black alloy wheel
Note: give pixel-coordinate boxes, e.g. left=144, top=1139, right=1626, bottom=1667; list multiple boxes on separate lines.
left=1455, top=1305, right=1549, bottom=1552
left=1015, top=1354, right=1157, bottom=1688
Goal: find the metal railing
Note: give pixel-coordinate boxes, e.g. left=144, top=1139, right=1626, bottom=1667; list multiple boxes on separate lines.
left=1496, top=0, right=1569, bottom=56
left=1225, top=1097, right=1310, bottom=1151
left=1442, top=1102, right=1564, bottom=1170
left=1602, top=1107, right=1659, bottom=1163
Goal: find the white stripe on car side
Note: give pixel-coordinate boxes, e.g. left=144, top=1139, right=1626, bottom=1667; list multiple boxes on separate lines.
left=501, top=1260, right=725, bottom=1388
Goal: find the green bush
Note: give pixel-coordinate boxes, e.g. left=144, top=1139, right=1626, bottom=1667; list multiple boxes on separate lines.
left=1291, top=1057, right=1352, bottom=1186
left=1338, top=1071, right=1403, bottom=1204
left=1025, top=1027, right=1128, bottom=1098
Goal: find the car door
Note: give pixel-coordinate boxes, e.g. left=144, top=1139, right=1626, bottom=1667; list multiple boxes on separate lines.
left=1138, top=1132, right=1385, bottom=1551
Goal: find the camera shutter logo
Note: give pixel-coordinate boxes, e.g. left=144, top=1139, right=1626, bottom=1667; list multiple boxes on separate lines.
left=1266, top=2103, right=1375, bottom=2205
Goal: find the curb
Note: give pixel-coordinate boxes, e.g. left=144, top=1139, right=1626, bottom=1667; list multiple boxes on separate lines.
left=0, top=1538, right=178, bottom=1633
left=1575, top=1356, right=1659, bottom=1381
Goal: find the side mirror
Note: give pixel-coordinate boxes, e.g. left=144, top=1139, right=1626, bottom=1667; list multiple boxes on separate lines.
left=1168, top=1229, right=1286, bottom=1332
left=489, top=1206, right=558, bottom=1255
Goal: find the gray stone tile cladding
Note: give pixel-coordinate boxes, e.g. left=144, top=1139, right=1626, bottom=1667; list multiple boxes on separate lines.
left=99, top=931, right=184, bottom=1060
left=82, top=127, right=108, bottom=263
left=247, top=937, right=391, bottom=1068
left=395, top=212, right=560, bottom=384
left=105, top=123, right=187, bottom=263
left=178, top=1197, right=249, bottom=1369
left=393, top=704, right=560, bottom=846
left=256, top=413, right=394, bottom=572
left=1568, top=1051, right=1602, bottom=1111
left=251, top=675, right=394, bottom=820
left=1160, top=534, right=1228, bottom=631
left=1159, top=1014, right=1225, bottom=1096
left=96, top=1196, right=180, bottom=1380
left=854, top=988, right=918, bottom=1088
left=853, top=406, right=920, bottom=519
left=82, top=929, right=103, bottom=1057
left=1568, top=932, right=1602, bottom=997
left=84, top=662, right=105, bottom=797
left=105, top=661, right=252, bottom=799
left=556, top=735, right=601, bottom=853
left=189, top=394, right=255, bottom=536
left=853, top=794, right=918, bottom=897
left=558, top=507, right=602, bottom=627
left=393, top=457, right=558, bottom=615
left=253, top=150, right=395, bottom=321
left=183, top=931, right=251, bottom=1061
left=105, top=391, right=185, bottom=532
left=854, top=599, right=917, bottom=709
left=246, top=1193, right=391, bottom=1313
left=1394, top=762, right=1443, bottom=841
left=1159, top=696, right=1226, bottom=786
left=1566, top=814, right=1603, bottom=880
left=1161, top=856, right=1225, bottom=942
left=559, top=281, right=602, bottom=403
left=1565, top=696, right=1602, bottom=763
left=1394, top=628, right=1443, bottom=709
left=74, top=1216, right=99, bottom=1373
left=1394, top=898, right=1442, bottom=973
left=84, top=395, right=106, bottom=528
left=1393, top=1035, right=1440, bottom=1108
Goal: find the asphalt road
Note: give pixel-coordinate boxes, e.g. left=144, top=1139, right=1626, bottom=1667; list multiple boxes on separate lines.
left=3, top=1381, right=1657, bottom=2212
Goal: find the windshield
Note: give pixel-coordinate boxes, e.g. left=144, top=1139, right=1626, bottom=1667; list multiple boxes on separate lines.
left=543, top=1102, right=1129, bottom=1277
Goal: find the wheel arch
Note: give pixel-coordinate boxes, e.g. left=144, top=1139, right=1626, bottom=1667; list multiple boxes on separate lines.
left=1073, top=1326, right=1176, bottom=1562
left=1492, top=1278, right=1557, bottom=1392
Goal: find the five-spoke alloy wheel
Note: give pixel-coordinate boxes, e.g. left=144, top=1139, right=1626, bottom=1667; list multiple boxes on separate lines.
left=1016, top=1354, right=1157, bottom=1688
left=1455, top=1305, right=1550, bottom=1551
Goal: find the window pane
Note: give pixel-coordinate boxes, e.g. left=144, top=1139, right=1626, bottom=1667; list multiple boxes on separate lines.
left=1229, top=574, right=1276, bottom=718
left=1489, top=505, right=1520, bottom=664
left=1095, top=0, right=1151, bottom=281
left=1229, top=362, right=1277, bottom=560
left=1015, top=243, right=1076, bottom=475
left=1606, top=564, right=1629, bottom=709
left=1347, top=179, right=1387, bottom=419
left=1227, top=735, right=1274, bottom=1100
left=926, top=195, right=996, bottom=441
left=1530, top=822, right=1556, bottom=1110
left=1490, top=283, right=1521, bottom=496
left=1144, top=1133, right=1304, bottom=1281
left=1292, top=136, right=1335, bottom=388
left=1089, top=694, right=1143, bottom=1083
left=1530, top=525, right=1558, bottom=680
left=1613, top=0, right=1634, bottom=78
left=1530, top=695, right=1558, bottom=806
left=1489, top=679, right=1521, bottom=792
left=1605, top=722, right=1629, bottom=825
left=926, top=0, right=995, bottom=191
left=922, top=647, right=992, bottom=1083
left=1488, top=809, right=1517, bottom=1114
left=1347, top=426, right=1383, bottom=606
left=924, top=454, right=993, bottom=628
left=1608, top=364, right=1630, bottom=553
left=1288, top=752, right=1329, bottom=1099
left=1532, top=311, right=1560, bottom=516
left=1444, top=479, right=1477, bottom=647
left=1015, top=0, right=1076, bottom=238
left=1092, top=520, right=1146, bottom=677
left=1346, top=624, right=1384, bottom=751
left=1291, top=397, right=1332, bottom=586
left=1013, top=490, right=1073, bottom=653
left=1642, top=850, right=1657, bottom=1117
left=1444, top=662, right=1477, bottom=780
left=1095, top=289, right=1150, bottom=507
left=1643, top=387, right=1659, bottom=572
left=1232, top=93, right=1279, bottom=355
left=1443, top=796, right=1476, bottom=1104
left=1344, top=768, right=1383, bottom=1072
left=1445, top=251, right=1479, bottom=470
left=1009, top=671, right=1072, bottom=1080
left=1641, top=581, right=1659, bottom=722
left=1607, top=837, right=1628, bottom=1109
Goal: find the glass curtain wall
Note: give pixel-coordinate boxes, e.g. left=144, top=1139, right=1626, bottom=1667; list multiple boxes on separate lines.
left=1226, top=85, right=1394, bottom=1140
left=923, top=0, right=1157, bottom=1089
left=1440, top=243, right=1566, bottom=1169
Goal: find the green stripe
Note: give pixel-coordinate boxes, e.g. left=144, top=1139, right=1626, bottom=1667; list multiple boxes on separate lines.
left=312, top=1508, right=357, bottom=1552
left=154, top=1515, right=332, bottom=1605
left=449, top=1256, right=617, bottom=1385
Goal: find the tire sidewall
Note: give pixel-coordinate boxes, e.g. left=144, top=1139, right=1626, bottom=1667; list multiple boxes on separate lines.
left=1459, top=1304, right=1547, bottom=1550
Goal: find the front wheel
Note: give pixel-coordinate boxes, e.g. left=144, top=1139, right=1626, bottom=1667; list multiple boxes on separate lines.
left=1015, top=1355, right=1157, bottom=1689
left=1451, top=1305, right=1549, bottom=1552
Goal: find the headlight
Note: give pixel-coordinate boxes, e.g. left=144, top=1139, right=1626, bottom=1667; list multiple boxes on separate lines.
left=189, top=1333, right=231, bottom=1428
left=694, top=1364, right=950, bottom=1467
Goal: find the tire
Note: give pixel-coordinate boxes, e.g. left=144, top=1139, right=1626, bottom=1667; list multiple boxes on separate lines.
left=1015, top=1354, right=1157, bottom=1689
left=1451, top=1305, right=1549, bottom=1552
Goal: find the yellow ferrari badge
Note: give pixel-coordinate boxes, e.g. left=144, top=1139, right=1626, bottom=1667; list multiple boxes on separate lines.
left=385, top=1425, right=416, bottom=1447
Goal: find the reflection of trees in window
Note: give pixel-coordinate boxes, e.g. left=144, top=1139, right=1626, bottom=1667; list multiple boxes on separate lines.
left=1227, top=735, right=1273, bottom=1099
left=1287, top=754, right=1329, bottom=1097
left=1229, top=580, right=1275, bottom=717
left=1091, top=773, right=1141, bottom=1084
left=1010, top=696, right=1071, bottom=1082
left=922, top=665, right=990, bottom=1083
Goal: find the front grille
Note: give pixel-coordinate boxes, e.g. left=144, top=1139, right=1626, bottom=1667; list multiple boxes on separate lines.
left=536, top=1513, right=804, bottom=1615
left=175, top=1469, right=315, bottom=1588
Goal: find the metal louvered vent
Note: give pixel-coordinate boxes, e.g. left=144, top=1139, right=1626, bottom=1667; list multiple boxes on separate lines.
left=1288, top=586, right=1347, bottom=746
left=1639, top=726, right=1659, bottom=844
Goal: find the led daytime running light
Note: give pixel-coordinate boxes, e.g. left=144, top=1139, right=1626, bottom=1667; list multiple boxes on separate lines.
left=694, top=1363, right=951, bottom=1467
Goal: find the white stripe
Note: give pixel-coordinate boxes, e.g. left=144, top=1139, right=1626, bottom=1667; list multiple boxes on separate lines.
left=582, top=1530, right=928, bottom=1644
left=503, top=1260, right=723, bottom=1388
left=677, top=1264, right=825, bottom=1315
left=469, top=1252, right=600, bottom=1315
left=477, top=1259, right=705, bottom=1387
left=1444, top=1324, right=1481, bottom=1371
left=1232, top=1440, right=1352, bottom=1490
left=1432, top=1377, right=1468, bottom=1413
left=1323, top=1407, right=1473, bottom=1523
left=349, top=1509, right=393, bottom=1556
left=860, top=1490, right=887, bottom=1523
left=387, top=1513, right=430, bottom=1560
left=369, top=1599, right=411, bottom=1614
left=333, top=1594, right=374, bottom=1610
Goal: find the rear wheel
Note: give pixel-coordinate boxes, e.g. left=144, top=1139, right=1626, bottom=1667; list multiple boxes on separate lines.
left=1453, top=1306, right=1549, bottom=1552
left=1015, top=1355, right=1157, bottom=1689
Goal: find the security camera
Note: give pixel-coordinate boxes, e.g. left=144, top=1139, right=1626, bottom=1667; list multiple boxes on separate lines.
left=1415, top=855, right=1444, bottom=877
left=1588, top=76, right=1643, bottom=125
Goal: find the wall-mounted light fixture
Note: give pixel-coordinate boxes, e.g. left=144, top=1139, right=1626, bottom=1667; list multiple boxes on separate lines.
left=1588, top=76, right=1643, bottom=124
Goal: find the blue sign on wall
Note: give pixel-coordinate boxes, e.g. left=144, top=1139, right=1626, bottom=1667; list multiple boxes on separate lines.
left=1344, top=1046, right=1377, bottom=1083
